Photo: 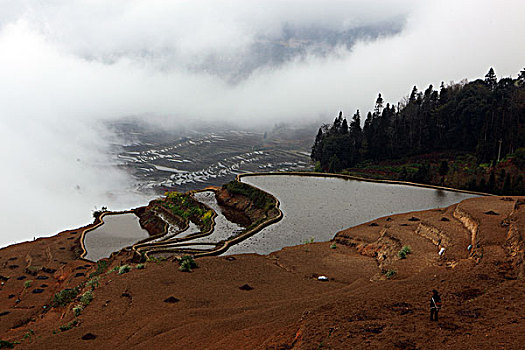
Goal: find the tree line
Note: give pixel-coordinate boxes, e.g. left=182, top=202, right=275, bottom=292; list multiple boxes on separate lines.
left=312, top=67, right=525, bottom=174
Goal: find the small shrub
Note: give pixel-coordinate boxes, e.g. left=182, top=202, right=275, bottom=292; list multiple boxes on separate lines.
left=146, top=256, right=166, bottom=263
left=51, top=287, right=80, bottom=307
left=118, top=265, right=131, bottom=275
left=0, top=340, right=18, bottom=349
left=22, top=329, right=34, bottom=341
left=24, top=280, right=32, bottom=288
left=304, top=237, right=315, bottom=244
left=136, top=263, right=145, bottom=270
left=59, top=320, right=78, bottom=332
left=179, top=255, right=198, bottom=272
left=89, top=260, right=108, bottom=278
left=398, top=246, right=412, bottom=259
left=330, top=243, right=337, bottom=249
left=80, top=291, right=93, bottom=306
left=107, top=266, right=120, bottom=274
left=86, top=277, right=100, bottom=290
left=73, top=305, right=83, bottom=317
left=385, top=270, right=396, bottom=279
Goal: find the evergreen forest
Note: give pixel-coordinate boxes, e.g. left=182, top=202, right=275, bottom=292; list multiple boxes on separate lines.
left=311, top=68, right=525, bottom=194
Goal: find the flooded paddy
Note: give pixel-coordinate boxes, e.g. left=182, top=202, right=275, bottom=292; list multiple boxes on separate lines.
left=83, top=213, right=150, bottom=261
left=191, top=191, right=244, bottom=243
left=82, top=174, right=480, bottom=259
left=111, top=126, right=314, bottom=193
left=225, top=175, right=479, bottom=255
left=83, top=191, right=245, bottom=260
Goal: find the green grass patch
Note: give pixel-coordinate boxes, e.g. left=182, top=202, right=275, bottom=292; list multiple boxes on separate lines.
left=51, top=287, right=80, bottom=307
left=24, top=280, right=32, bottom=288
left=86, top=277, right=100, bottom=290
left=22, top=329, right=34, bottom=341
left=146, top=256, right=166, bottom=263
left=73, top=305, right=83, bottom=317
left=118, top=265, right=131, bottom=275
left=58, top=320, right=78, bottom=332
left=398, top=246, right=412, bottom=259
left=80, top=291, right=93, bottom=306
left=158, top=192, right=213, bottom=231
left=384, top=270, right=396, bottom=279
left=179, top=255, right=198, bottom=272
left=0, top=340, right=19, bottom=349
left=89, top=260, right=108, bottom=278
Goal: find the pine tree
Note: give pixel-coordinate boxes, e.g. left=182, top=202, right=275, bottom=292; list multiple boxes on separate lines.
left=363, top=111, right=374, bottom=158
left=439, top=82, right=448, bottom=104
left=341, top=118, right=349, bottom=134
left=374, top=93, right=384, bottom=116
left=350, top=110, right=362, bottom=147
left=488, top=170, right=496, bottom=193
left=518, top=68, right=525, bottom=87
left=409, top=86, right=418, bottom=102
left=311, top=128, right=324, bottom=160
left=485, top=67, right=497, bottom=90
left=330, top=112, right=343, bottom=134
left=310, top=67, right=524, bottom=186
left=328, top=155, right=341, bottom=173
left=439, top=160, right=449, bottom=185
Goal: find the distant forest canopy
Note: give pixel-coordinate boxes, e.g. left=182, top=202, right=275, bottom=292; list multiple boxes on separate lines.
left=312, top=67, right=525, bottom=172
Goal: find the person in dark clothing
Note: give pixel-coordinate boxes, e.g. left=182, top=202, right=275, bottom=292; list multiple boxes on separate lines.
left=430, top=289, right=442, bottom=321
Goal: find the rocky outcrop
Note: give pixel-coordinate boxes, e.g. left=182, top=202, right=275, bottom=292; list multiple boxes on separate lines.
left=504, top=223, right=524, bottom=277
left=453, top=204, right=483, bottom=262
left=215, top=187, right=263, bottom=225
left=503, top=200, right=524, bottom=278
left=505, top=223, right=522, bottom=256
left=453, top=204, right=479, bottom=246
left=336, top=228, right=402, bottom=268
left=134, top=206, right=168, bottom=236
left=414, top=222, right=450, bottom=248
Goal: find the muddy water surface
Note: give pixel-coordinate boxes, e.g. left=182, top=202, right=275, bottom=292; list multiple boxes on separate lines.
left=190, top=191, right=244, bottom=243
left=83, top=213, right=150, bottom=261
left=225, top=175, right=479, bottom=255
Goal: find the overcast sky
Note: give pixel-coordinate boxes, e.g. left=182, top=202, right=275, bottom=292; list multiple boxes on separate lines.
left=1, top=0, right=524, bottom=247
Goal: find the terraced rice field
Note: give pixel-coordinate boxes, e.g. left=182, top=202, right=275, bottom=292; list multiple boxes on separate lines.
left=225, top=174, right=479, bottom=255
left=82, top=174, right=479, bottom=261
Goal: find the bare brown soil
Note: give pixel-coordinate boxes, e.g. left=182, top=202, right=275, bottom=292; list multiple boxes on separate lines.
left=133, top=205, right=167, bottom=236
left=1, top=196, right=524, bottom=349
left=215, top=186, right=264, bottom=225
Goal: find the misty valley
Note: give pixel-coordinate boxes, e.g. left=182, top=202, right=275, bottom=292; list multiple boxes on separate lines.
left=108, top=120, right=315, bottom=193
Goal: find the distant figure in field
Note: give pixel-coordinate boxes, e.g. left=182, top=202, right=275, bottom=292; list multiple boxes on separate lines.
left=430, top=289, right=442, bottom=321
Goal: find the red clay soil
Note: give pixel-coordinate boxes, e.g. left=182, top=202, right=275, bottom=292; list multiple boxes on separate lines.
left=0, top=196, right=524, bottom=349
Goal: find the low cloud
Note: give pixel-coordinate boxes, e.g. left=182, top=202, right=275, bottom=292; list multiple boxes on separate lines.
left=1, top=0, right=524, bottom=246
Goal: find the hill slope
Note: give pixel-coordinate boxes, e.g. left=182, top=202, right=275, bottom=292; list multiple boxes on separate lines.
left=0, top=196, right=524, bottom=349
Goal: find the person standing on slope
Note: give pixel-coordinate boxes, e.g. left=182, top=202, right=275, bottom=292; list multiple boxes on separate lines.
left=430, top=289, right=442, bottom=321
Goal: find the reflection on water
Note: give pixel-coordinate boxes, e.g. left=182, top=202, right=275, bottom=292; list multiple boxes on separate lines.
left=191, top=191, right=243, bottom=243
left=225, top=175, right=479, bottom=255
left=435, top=189, right=446, bottom=198
left=83, top=213, right=149, bottom=261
